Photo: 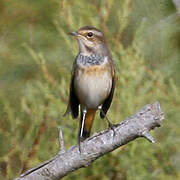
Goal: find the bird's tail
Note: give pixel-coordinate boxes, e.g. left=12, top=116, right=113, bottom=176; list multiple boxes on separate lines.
left=79, top=109, right=96, bottom=142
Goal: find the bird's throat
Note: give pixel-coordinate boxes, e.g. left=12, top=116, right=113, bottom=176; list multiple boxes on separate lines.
left=76, top=54, right=108, bottom=66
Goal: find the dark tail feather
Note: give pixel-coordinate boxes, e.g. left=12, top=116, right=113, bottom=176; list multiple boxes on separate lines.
left=78, top=109, right=96, bottom=142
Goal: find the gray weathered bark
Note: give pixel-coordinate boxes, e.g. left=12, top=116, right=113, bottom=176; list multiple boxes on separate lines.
left=15, top=101, right=164, bottom=180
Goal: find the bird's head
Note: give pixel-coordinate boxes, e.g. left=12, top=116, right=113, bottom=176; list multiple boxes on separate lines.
left=69, top=26, right=110, bottom=56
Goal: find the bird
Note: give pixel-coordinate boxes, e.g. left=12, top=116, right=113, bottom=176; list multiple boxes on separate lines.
left=64, top=26, right=116, bottom=143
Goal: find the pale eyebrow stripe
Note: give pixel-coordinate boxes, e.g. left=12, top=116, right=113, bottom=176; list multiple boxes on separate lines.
left=80, top=30, right=103, bottom=37
left=94, top=31, right=103, bottom=37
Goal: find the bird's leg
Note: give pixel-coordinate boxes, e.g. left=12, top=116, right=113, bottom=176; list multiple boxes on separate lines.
left=79, top=107, right=87, bottom=154
left=98, top=106, right=116, bottom=137
left=98, top=105, right=113, bottom=128
left=80, top=108, right=87, bottom=139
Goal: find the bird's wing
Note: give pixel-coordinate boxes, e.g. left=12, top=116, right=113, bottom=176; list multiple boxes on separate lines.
left=100, top=62, right=116, bottom=119
left=64, top=63, right=79, bottom=119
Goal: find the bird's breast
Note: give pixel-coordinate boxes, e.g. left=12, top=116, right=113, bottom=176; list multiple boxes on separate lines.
left=74, top=63, right=112, bottom=108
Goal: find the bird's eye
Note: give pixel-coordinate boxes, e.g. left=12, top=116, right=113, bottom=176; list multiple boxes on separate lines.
left=87, top=32, right=93, bottom=38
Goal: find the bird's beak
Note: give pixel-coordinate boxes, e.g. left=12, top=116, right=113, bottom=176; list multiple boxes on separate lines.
left=69, top=31, right=78, bottom=36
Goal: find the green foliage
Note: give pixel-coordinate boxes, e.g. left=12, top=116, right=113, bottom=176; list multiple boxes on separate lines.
left=0, top=0, right=179, bottom=179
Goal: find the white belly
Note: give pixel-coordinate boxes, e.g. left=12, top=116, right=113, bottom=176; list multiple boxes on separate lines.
left=74, top=69, right=112, bottom=108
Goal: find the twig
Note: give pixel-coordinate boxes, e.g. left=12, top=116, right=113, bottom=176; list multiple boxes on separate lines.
left=58, top=127, right=65, bottom=154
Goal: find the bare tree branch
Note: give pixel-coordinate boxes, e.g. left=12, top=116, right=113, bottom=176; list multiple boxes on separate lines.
left=15, top=101, right=164, bottom=180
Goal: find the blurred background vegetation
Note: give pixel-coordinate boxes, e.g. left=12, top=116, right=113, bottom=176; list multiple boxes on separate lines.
left=0, top=0, right=179, bottom=179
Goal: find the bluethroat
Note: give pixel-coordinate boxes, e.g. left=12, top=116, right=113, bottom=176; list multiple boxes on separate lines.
left=64, top=26, right=116, bottom=143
